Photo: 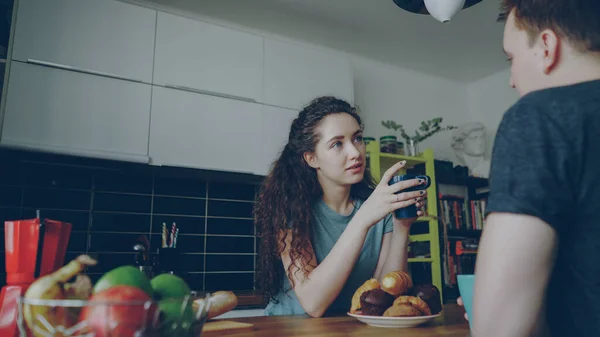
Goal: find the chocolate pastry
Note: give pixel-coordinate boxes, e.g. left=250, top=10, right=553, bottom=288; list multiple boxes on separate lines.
left=408, top=284, right=442, bottom=314
left=350, top=278, right=381, bottom=313
left=359, top=289, right=395, bottom=316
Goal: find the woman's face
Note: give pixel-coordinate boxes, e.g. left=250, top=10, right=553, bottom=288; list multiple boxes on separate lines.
left=304, top=113, right=366, bottom=187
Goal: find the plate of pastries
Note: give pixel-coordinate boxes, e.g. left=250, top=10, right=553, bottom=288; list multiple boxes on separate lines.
left=348, top=271, right=443, bottom=328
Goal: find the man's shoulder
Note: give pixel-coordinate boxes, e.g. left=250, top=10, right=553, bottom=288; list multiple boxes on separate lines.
left=510, top=80, right=600, bottom=119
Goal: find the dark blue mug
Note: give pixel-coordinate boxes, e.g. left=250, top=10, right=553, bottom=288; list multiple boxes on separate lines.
left=388, top=174, right=431, bottom=218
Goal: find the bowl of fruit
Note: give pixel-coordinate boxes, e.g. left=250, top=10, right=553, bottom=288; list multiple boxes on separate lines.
left=16, top=255, right=238, bottom=337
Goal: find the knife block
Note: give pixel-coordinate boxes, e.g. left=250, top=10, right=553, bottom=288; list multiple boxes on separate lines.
left=155, top=247, right=182, bottom=276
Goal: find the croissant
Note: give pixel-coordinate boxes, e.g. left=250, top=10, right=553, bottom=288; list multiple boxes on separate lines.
left=392, top=296, right=431, bottom=316
left=350, top=279, right=380, bottom=313
left=381, top=271, right=413, bottom=297
left=383, top=303, right=422, bottom=317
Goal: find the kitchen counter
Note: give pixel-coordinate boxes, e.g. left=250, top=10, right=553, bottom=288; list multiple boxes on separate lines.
left=210, top=304, right=470, bottom=336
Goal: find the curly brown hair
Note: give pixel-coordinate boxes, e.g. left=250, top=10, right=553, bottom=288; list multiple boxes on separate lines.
left=254, top=96, right=376, bottom=304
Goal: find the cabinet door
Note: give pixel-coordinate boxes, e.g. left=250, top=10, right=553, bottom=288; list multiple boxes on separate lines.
left=149, top=87, right=262, bottom=174
left=1, top=62, right=151, bottom=162
left=256, top=105, right=298, bottom=176
left=12, top=0, right=156, bottom=83
left=263, top=38, right=354, bottom=110
left=154, top=12, right=263, bottom=102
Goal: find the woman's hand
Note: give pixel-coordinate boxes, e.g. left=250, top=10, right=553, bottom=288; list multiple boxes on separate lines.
left=393, top=198, right=427, bottom=229
left=356, top=160, right=428, bottom=229
left=457, top=297, right=469, bottom=321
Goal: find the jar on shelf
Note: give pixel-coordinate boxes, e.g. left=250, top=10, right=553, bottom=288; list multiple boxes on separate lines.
left=363, top=137, right=375, bottom=146
left=396, top=141, right=405, bottom=155
left=380, top=136, right=397, bottom=153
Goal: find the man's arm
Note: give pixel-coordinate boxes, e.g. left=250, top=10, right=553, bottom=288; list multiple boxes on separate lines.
left=472, top=212, right=557, bottom=337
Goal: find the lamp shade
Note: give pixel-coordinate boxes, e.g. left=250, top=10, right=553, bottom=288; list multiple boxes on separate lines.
left=423, top=0, right=467, bottom=22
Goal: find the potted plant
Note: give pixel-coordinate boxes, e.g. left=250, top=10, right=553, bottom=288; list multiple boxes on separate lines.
left=381, top=118, right=457, bottom=156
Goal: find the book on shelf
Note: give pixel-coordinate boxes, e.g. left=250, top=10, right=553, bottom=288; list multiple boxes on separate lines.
left=443, top=239, right=478, bottom=287
left=439, top=194, right=487, bottom=231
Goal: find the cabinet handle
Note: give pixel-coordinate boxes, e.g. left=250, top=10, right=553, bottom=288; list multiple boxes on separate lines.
left=26, top=59, right=146, bottom=84
left=164, top=84, right=257, bottom=103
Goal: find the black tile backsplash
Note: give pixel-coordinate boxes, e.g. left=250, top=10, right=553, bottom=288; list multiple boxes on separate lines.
left=206, top=218, right=254, bottom=236
left=91, top=212, right=150, bottom=232
left=0, top=148, right=261, bottom=292
left=208, top=200, right=254, bottom=218
left=153, top=196, right=205, bottom=216
left=169, top=234, right=205, bottom=253
left=0, top=186, right=22, bottom=207
left=23, top=163, right=93, bottom=190
left=181, top=273, right=205, bottom=291
left=22, top=208, right=90, bottom=231
left=86, top=253, right=138, bottom=273
left=67, top=231, right=89, bottom=252
left=152, top=215, right=205, bottom=235
left=23, top=188, right=91, bottom=210
left=205, top=273, right=254, bottom=291
left=0, top=207, right=21, bottom=226
left=93, top=192, right=151, bottom=213
left=209, top=182, right=256, bottom=201
left=206, top=236, right=254, bottom=254
left=94, top=169, right=153, bottom=194
left=179, top=254, right=205, bottom=272
left=154, top=176, right=206, bottom=198
left=205, top=255, right=254, bottom=272
left=0, top=160, right=23, bottom=185
left=89, top=233, right=148, bottom=252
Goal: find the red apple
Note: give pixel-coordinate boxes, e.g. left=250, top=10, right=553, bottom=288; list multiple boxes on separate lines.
left=79, top=285, right=158, bottom=337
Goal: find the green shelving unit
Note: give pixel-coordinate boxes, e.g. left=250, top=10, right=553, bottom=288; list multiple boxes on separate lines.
left=366, top=140, right=443, bottom=299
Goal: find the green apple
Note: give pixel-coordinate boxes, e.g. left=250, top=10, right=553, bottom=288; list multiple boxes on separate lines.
left=151, top=274, right=194, bottom=334
left=151, top=273, right=191, bottom=299
left=93, top=265, right=154, bottom=297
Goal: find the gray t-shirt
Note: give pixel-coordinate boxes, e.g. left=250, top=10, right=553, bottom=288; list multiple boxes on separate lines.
left=485, top=79, right=600, bottom=337
left=264, top=198, right=393, bottom=316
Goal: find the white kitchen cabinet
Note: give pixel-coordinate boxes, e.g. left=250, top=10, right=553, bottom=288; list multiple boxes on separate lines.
left=1, top=62, right=151, bottom=162
left=149, top=86, right=262, bottom=174
left=256, top=105, right=298, bottom=176
left=12, top=0, right=156, bottom=83
left=154, top=12, right=264, bottom=102
left=263, top=38, right=354, bottom=110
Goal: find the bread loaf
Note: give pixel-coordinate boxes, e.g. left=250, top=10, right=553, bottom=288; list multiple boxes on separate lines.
left=193, top=291, right=238, bottom=320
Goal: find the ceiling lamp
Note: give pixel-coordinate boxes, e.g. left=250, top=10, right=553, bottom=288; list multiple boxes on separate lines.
left=393, top=0, right=485, bottom=23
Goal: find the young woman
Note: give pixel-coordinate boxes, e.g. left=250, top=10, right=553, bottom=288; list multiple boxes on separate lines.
left=254, top=96, right=427, bottom=317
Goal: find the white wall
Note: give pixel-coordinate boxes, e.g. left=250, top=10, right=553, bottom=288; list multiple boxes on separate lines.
left=466, top=68, right=519, bottom=156
left=352, top=57, right=468, bottom=162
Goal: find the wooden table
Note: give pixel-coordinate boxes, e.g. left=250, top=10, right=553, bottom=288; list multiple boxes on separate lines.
left=212, top=304, right=470, bottom=336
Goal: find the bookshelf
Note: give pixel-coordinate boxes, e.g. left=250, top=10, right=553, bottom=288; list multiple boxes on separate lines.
left=365, top=141, right=443, bottom=299
left=436, top=171, right=488, bottom=303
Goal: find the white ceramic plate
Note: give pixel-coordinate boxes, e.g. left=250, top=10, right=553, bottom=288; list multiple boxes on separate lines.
left=347, top=312, right=442, bottom=328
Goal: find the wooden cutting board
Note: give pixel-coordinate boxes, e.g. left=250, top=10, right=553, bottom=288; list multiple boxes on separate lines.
left=202, top=320, right=255, bottom=335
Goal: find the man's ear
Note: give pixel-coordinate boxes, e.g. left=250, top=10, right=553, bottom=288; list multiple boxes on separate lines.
left=303, top=152, right=319, bottom=169
left=539, top=29, right=560, bottom=74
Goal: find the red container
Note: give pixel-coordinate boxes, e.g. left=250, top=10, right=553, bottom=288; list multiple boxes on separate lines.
left=0, top=217, right=72, bottom=337
left=4, top=218, right=42, bottom=285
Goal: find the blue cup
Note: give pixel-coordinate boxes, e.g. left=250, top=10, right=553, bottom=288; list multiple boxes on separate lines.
left=457, top=274, right=475, bottom=330
left=387, top=174, right=431, bottom=218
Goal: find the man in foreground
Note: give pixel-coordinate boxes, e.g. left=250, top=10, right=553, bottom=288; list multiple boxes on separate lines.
left=471, top=0, right=600, bottom=336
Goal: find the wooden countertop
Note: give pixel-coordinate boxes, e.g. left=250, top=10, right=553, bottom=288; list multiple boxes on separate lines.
left=210, top=304, right=470, bottom=336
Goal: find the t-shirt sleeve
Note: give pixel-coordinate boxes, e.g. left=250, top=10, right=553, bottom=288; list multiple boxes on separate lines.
left=485, top=102, right=573, bottom=233
left=383, top=213, right=394, bottom=234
